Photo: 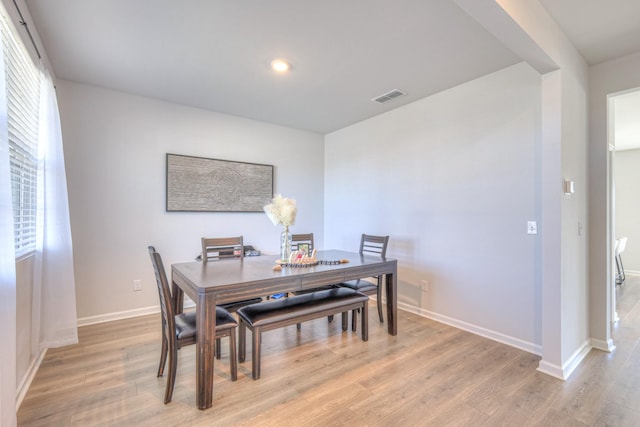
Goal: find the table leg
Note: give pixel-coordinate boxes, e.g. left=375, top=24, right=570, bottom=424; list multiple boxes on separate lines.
left=385, top=268, right=397, bottom=336
left=196, top=292, right=216, bottom=410
left=171, top=281, right=184, bottom=315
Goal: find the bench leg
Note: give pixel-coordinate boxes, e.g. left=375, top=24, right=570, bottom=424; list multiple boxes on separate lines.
left=252, top=327, right=261, bottom=380
left=342, top=311, right=348, bottom=331
left=238, top=320, right=246, bottom=363
left=352, top=308, right=358, bottom=332
left=361, top=302, right=368, bottom=341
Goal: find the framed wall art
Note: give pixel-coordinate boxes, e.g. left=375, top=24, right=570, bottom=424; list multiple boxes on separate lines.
left=166, top=153, right=273, bottom=212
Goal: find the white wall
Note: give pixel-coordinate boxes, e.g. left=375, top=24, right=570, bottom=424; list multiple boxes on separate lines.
left=558, top=70, right=589, bottom=365
left=325, top=63, right=542, bottom=351
left=489, top=0, right=590, bottom=378
left=56, top=80, right=325, bottom=321
left=614, top=149, right=640, bottom=274
left=450, top=0, right=590, bottom=378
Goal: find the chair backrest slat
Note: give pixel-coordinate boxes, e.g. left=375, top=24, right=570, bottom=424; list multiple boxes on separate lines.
left=148, top=246, right=175, bottom=343
left=201, top=236, right=244, bottom=262
left=291, top=233, right=314, bottom=255
left=359, top=234, right=389, bottom=257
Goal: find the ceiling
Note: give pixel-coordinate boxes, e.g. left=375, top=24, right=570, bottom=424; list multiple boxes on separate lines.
left=22, top=0, right=640, bottom=136
left=538, top=0, right=640, bottom=65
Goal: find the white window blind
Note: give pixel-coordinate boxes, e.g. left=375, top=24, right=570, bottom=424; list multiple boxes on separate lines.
left=1, top=13, right=41, bottom=257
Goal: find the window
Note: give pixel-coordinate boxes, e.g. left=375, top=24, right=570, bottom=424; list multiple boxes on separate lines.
left=1, top=13, right=41, bottom=257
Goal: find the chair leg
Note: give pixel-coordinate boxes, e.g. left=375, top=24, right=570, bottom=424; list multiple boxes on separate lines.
left=252, top=327, right=261, bottom=380
left=158, top=333, right=168, bottom=377
left=352, top=308, right=358, bottom=332
left=164, top=345, right=178, bottom=404
left=238, top=320, right=246, bottom=363
left=296, top=322, right=302, bottom=330
left=228, top=331, right=237, bottom=381
left=215, top=338, right=221, bottom=360
left=328, top=314, right=334, bottom=323
left=341, top=311, right=348, bottom=331
left=376, top=284, right=384, bottom=323
left=361, top=302, right=369, bottom=341
left=616, top=255, right=627, bottom=285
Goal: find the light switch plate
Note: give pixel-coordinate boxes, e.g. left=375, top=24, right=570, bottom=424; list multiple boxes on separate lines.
left=527, top=221, right=537, bottom=235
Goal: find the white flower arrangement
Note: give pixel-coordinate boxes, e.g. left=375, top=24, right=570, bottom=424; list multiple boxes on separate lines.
left=263, top=194, right=297, bottom=227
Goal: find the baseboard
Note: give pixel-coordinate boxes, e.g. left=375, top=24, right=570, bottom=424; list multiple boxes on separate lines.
left=395, top=300, right=600, bottom=380
left=537, top=339, right=592, bottom=380
left=536, top=360, right=565, bottom=380
left=397, top=300, right=542, bottom=356
left=77, top=305, right=160, bottom=327
left=591, top=337, right=616, bottom=353
left=16, top=348, right=47, bottom=409
left=77, top=300, right=196, bottom=327
left=562, top=339, right=592, bottom=379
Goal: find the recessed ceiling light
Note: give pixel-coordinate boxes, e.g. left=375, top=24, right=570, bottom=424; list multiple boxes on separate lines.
left=270, top=59, right=291, bottom=73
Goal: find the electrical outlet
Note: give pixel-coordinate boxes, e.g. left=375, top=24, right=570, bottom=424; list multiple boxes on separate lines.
left=133, top=279, right=142, bottom=291
left=527, top=221, right=537, bottom=235
left=420, top=280, right=429, bottom=292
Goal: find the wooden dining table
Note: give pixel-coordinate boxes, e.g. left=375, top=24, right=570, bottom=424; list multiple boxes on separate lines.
left=171, top=249, right=398, bottom=410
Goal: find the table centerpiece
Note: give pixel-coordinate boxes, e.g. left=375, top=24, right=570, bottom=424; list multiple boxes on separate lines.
left=264, top=194, right=297, bottom=262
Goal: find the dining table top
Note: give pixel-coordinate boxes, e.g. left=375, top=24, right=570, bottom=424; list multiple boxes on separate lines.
left=172, top=249, right=396, bottom=302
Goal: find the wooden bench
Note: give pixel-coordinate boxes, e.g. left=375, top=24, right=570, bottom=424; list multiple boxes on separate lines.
left=237, top=288, right=369, bottom=379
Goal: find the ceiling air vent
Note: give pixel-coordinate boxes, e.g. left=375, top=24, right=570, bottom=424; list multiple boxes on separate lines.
left=372, top=89, right=407, bottom=104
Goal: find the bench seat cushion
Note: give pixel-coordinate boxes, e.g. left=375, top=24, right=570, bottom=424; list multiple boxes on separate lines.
left=175, top=307, right=237, bottom=339
left=219, top=297, right=264, bottom=313
left=338, top=279, right=377, bottom=293
left=237, top=288, right=367, bottom=327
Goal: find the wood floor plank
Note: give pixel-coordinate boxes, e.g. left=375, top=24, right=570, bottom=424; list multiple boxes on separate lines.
left=483, top=371, right=560, bottom=426
left=68, top=393, right=159, bottom=427
left=526, top=408, right=590, bottom=427
left=464, top=351, right=540, bottom=416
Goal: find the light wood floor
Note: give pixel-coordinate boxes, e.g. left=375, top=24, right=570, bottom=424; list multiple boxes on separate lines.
left=18, top=277, right=640, bottom=426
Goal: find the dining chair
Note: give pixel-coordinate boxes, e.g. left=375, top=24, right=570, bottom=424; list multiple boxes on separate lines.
left=271, top=233, right=316, bottom=292
left=291, top=233, right=314, bottom=256
left=615, top=237, right=628, bottom=285
left=201, top=236, right=263, bottom=314
left=288, top=232, right=341, bottom=327
left=291, top=233, right=329, bottom=292
left=266, top=233, right=318, bottom=301
left=336, top=234, right=389, bottom=330
left=148, top=246, right=237, bottom=404
left=201, top=236, right=245, bottom=262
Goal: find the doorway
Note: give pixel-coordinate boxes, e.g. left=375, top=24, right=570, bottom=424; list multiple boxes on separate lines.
left=609, top=88, right=640, bottom=328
